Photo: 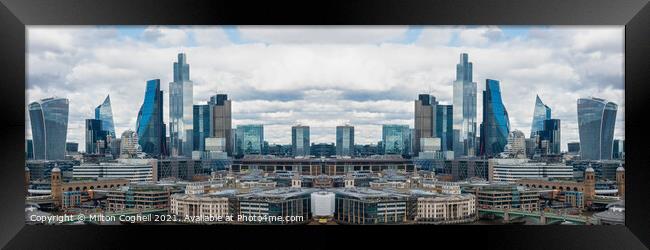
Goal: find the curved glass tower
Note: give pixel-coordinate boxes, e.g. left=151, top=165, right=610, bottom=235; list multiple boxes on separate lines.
left=480, top=79, right=510, bottom=157
left=452, top=53, right=477, bottom=157
left=530, top=95, right=551, bottom=138
left=169, top=53, right=194, bottom=157
left=136, top=79, right=167, bottom=157
left=95, top=95, right=116, bottom=138
left=28, top=97, right=69, bottom=160
left=577, top=97, right=617, bottom=160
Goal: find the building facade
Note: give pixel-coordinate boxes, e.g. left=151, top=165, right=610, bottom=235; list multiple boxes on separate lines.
left=382, top=124, right=410, bottom=156
left=136, top=79, right=168, bottom=158
left=577, top=97, right=617, bottom=160
left=95, top=95, right=116, bottom=138
left=480, top=79, right=510, bottom=157
left=530, top=95, right=551, bottom=138
left=489, top=158, right=573, bottom=183
left=29, top=97, right=69, bottom=160
left=85, top=119, right=107, bottom=154
left=452, top=53, right=478, bottom=157
left=292, top=125, right=310, bottom=157
left=169, top=53, right=194, bottom=157
left=539, top=119, right=561, bottom=155
left=193, top=104, right=212, bottom=152
left=235, top=125, right=264, bottom=156
left=336, top=125, right=354, bottom=157
left=209, top=94, right=233, bottom=156
left=414, top=94, right=437, bottom=155
left=436, top=104, right=454, bottom=154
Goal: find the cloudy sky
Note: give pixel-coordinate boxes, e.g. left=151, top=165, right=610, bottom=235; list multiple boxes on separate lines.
left=26, top=26, right=624, bottom=152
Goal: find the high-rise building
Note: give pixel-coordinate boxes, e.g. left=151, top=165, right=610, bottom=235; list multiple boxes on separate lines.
left=169, top=53, right=194, bottom=157
left=28, top=97, right=69, bottom=160
left=235, top=125, right=264, bottom=156
left=452, top=53, right=478, bottom=157
left=530, top=95, right=551, bottom=138
left=209, top=94, right=232, bottom=156
left=480, top=79, right=510, bottom=157
left=136, top=79, right=168, bottom=158
left=336, top=125, right=354, bottom=157
left=291, top=125, right=310, bottom=157
left=414, top=94, right=437, bottom=155
left=65, top=142, right=78, bottom=154
left=539, top=119, right=561, bottom=154
left=85, top=119, right=107, bottom=154
left=192, top=104, right=212, bottom=152
left=95, top=95, right=116, bottom=138
left=26, top=139, right=34, bottom=159
left=382, top=124, right=410, bottom=155
left=577, top=97, right=617, bottom=160
left=436, top=104, right=454, bottom=153
left=120, top=130, right=141, bottom=158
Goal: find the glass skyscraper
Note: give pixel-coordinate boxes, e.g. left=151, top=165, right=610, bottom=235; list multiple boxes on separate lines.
left=452, top=53, right=477, bottom=157
left=382, top=124, right=410, bottom=155
left=94, top=95, right=116, bottom=138
left=169, top=53, right=194, bottom=157
left=530, top=95, right=551, bottom=138
left=414, top=94, right=437, bottom=155
left=436, top=104, right=454, bottom=152
left=85, top=118, right=107, bottom=154
left=291, top=125, right=310, bottom=157
left=192, top=104, right=212, bottom=152
left=480, top=79, right=510, bottom=157
left=336, top=125, right=354, bottom=157
left=235, top=125, right=264, bottom=156
left=28, top=97, right=69, bottom=160
left=577, top=97, right=618, bottom=160
left=136, top=79, right=168, bottom=157
left=539, top=119, right=561, bottom=155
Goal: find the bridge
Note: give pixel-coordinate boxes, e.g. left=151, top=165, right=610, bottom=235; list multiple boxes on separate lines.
left=478, top=208, right=599, bottom=225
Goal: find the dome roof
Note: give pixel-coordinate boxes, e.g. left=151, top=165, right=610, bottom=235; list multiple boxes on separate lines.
left=585, top=167, right=595, bottom=173
left=51, top=167, right=61, bottom=173
left=617, top=166, right=625, bottom=172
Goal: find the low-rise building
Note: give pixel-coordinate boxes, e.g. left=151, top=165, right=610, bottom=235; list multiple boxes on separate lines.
left=489, top=158, right=573, bottom=183
left=333, top=188, right=410, bottom=224
left=236, top=188, right=314, bottom=224
left=411, top=190, right=476, bottom=224
left=107, top=184, right=183, bottom=211
left=72, top=159, right=153, bottom=183
left=170, top=190, right=236, bottom=223
left=473, top=184, right=539, bottom=211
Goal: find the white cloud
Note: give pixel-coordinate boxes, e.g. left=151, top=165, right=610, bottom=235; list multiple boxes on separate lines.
left=26, top=26, right=624, bottom=151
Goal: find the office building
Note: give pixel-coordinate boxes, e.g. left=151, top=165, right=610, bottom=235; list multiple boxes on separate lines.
left=107, top=184, right=183, bottom=211
left=382, top=124, right=410, bottom=155
left=119, top=130, right=141, bottom=158
left=311, top=143, right=336, bottom=157
left=336, top=125, right=354, bottom=157
left=613, top=139, right=625, bottom=159
left=209, top=94, right=232, bottom=156
left=73, top=159, right=153, bottom=182
left=333, top=188, right=409, bottom=224
left=193, top=104, right=212, bottom=152
left=530, top=95, right=551, bottom=138
left=577, top=97, right=617, bottom=160
left=170, top=192, right=234, bottom=223
left=169, top=53, right=194, bottom=157
left=26, top=139, right=34, bottom=159
left=414, top=94, right=437, bottom=155
left=503, top=130, right=526, bottom=158
left=292, top=125, right=310, bottom=157
left=237, top=188, right=313, bottom=224
left=235, top=125, right=264, bottom=156
left=479, top=79, right=510, bottom=157
left=474, top=184, right=539, bottom=211
left=539, top=119, right=561, bottom=155
left=95, top=95, right=116, bottom=138
left=452, top=53, right=477, bottom=157
left=65, top=142, right=78, bottom=155
left=568, top=142, right=580, bottom=154
left=489, top=158, right=573, bottom=182
left=436, top=104, right=454, bottom=153
left=28, top=97, right=69, bottom=160
left=136, top=79, right=168, bottom=157
left=85, top=119, right=107, bottom=154
left=413, top=190, right=476, bottom=224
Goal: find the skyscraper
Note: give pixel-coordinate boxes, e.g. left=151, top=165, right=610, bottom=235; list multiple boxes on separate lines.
left=209, top=94, right=232, bottom=156
left=85, top=119, right=107, bottom=154
left=436, top=104, right=453, bottom=152
left=291, top=125, right=310, bottom=157
left=539, top=119, right=561, bottom=155
left=119, top=130, right=141, bottom=158
left=480, top=79, right=510, bottom=157
left=235, top=125, right=264, bottom=156
left=382, top=124, right=410, bottom=155
left=336, top=125, right=354, bottom=157
left=577, top=97, right=617, bottom=160
left=193, top=104, right=212, bottom=152
left=530, top=95, right=551, bottom=138
left=95, top=95, right=116, bottom=138
left=452, top=53, right=478, bottom=157
left=414, top=94, right=437, bottom=155
left=136, top=79, right=167, bottom=158
left=28, top=97, right=69, bottom=160
left=169, top=53, right=194, bottom=157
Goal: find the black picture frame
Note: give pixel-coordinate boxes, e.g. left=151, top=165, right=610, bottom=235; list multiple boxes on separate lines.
left=1, top=0, right=648, bottom=249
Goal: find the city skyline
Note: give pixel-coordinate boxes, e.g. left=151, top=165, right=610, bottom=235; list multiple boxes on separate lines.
left=26, top=26, right=624, bottom=150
